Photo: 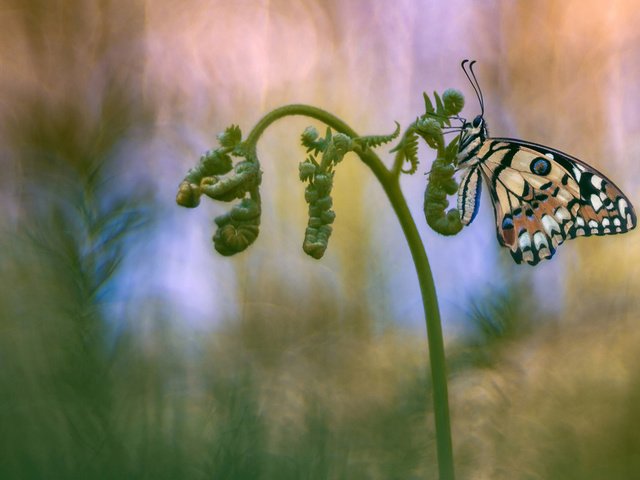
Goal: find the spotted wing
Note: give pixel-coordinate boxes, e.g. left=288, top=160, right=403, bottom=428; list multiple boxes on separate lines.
left=475, top=138, right=636, bottom=265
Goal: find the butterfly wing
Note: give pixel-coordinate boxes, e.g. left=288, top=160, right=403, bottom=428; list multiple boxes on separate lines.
left=473, top=138, right=636, bottom=265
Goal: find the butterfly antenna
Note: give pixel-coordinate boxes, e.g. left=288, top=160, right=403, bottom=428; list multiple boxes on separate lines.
left=461, top=59, right=484, bottom=117
left=451, top=114, right=466, bottom=126
left=468, top=60, right=485, bottom=116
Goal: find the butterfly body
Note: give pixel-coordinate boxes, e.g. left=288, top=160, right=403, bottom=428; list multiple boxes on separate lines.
left=456, top=115, right=637, bottom=265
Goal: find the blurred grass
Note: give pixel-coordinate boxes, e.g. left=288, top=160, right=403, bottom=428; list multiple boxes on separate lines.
left=4, top=229, right=640, bottom=479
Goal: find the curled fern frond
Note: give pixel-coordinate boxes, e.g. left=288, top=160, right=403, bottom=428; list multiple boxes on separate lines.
left=442, top=89, right=464, bottom=116
left=313, top=172, right=332, bottom=192
left=421, top=106, right=463, bottom=236
left=176, top=181, right=201, bottom=208
left=298, top=157, right=317, bottom=181
left=301, top=126, right=328, bottom=156
left=424, top=150, right=462, bottom=236
left=424, top=189, right=462, bottom=236
left=177, top=122, right=263, bottom=255
left=422, top=90, right=465, bottom=127
left=227, top=196, right=261, bottom=221
left=201, top=149, right=234, bottom=175
left=302, top=170, right=336, bottom=259
left=303, top=224, right=333, bottom=259
left=182, top=149, right=234, bottom=186
left=297, top=127, right=353, bottom=259
left=217, top=124, right=242, bottom=148
left=355, top=122, right=401, bottom=150
left=200, top=160, right=261, bottom=202
left=415, top=117, right=444, bottom=150
left=321, top=132, right=351, bottom=168
left=301, top=125, right=318, bottom=141
left=213, top=198, right=261, bottom=256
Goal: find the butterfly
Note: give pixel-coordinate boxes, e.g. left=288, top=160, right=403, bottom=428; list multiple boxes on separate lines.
left=455, top=60, right=636, bottom=265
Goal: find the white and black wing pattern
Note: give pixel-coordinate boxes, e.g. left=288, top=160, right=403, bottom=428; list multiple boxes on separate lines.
left=457, top=166, right=482, bottom=226
left=460, top=137, right=637, bottom=265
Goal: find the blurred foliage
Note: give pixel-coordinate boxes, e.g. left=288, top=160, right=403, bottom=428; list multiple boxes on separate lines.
left=4, top=241, right=640, bottom=479
left=4, top=163, right=640, bottom=480
left=449, top=275, right=537, bottom=371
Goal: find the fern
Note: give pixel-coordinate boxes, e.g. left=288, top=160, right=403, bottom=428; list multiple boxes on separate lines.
left=355, top=122, right=400, bottom=149
left=391, top=127, right=419, bottom=174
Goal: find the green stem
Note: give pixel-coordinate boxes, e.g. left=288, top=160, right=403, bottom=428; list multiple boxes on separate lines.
left=245, top=104, right=455, bottom=480
left=380, top=177, right=454, bottom=480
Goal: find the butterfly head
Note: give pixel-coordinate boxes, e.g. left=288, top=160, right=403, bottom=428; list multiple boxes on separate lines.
left=457, top=114, right=488, bottom=166
left=465, top=114, right=488, bottom=140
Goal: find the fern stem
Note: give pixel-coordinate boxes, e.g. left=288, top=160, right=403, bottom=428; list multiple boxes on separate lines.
left=378, top=176, right=455, bottom=480
left=245, top=104, right=455, bottom=480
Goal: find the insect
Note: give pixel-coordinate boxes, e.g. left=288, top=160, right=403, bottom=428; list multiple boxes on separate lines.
left=455, top=60, right=636, bottom=265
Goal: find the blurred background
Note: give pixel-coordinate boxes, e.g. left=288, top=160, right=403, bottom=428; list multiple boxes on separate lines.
left=1, top=0, right=639, bottom=478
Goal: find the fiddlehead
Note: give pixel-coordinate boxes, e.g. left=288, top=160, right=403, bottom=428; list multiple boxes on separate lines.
left=176, top=125, right=263, bottom=256
left=419, top=89, right=466, bottom=236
